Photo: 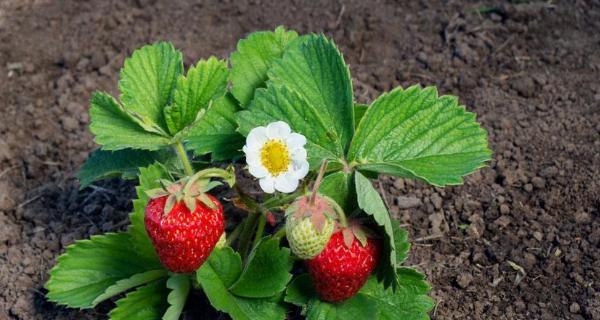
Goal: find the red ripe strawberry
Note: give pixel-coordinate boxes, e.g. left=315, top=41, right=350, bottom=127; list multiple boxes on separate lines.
left=145, top=194, right=224, bottom=273
left=143, top=167, right=234, bottom=273
left=306, top=229, right=381, bottom=303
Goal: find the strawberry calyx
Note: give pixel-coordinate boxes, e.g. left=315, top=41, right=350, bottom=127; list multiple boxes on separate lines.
left=145, top=166, right=235, bottom=215
left=284, top=159, right=348, bottom=232
left=337, top=220, right=377, bottom=249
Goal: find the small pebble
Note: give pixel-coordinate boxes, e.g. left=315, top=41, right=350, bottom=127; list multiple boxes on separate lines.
left=456, top=273, right=473, bottom=289
left=397, top=196, right=421, bottom=209
left=569, top=302, right=580, bottom=314
left=500, top=204, right=510, bottom=215
left=531, top=177, right=545, bottom=189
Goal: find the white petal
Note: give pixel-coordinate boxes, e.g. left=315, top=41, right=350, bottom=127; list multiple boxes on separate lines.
left=266, top=121, right=291, bottom=139
left=286, top=133, right=307, bottom=150
left=274, top=173, right=299, bottom=193
left=246, top=152, right=261, bottom=167
left=246, top=126, right=268, bottom=150
left=292, top=160, right=309, bottom=179
left=291, top=147, right=307, bottom=161
left=259, top=177, right=276, bottom=194
left=248, top=165, right=268, bottom=178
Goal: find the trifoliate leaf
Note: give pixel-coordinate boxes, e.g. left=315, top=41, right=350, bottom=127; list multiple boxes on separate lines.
left=196, top=247, right=287, bottom=320
left=268, top=33, right=354, bottom=151
left=163, top=274, right=191, bottom=320
left=109, top=280, right=169, bottom=320
left=348, top=85, right=492, bottom=186
left=128, top=164, right=170, bottom=262
left=392, top=220, right=410, bottom=265
left=45, top=233, right=164, bottom=308
left=318, top=171, right=356, bottom=214
left=229, top=237, right=293, bottom=298
left=77, top=148, right=175, bottom=189
left=89, top=92, right=171, bottom=150
left=360, top=270, right=435, bottom=320
left=119, top=42, right=183, bottom=131
left=354, top=172, right=397, bottom=289
left=92, top=270, right=168, bottom=306
left=353, top=103, right=368, bottom=129
left=186, top=94, right=245, bottom=161
left=236, top=84, right=344, bottom=169
left=230, top=26, right=298, bottom=107
left=165, top=57, right=229, bottom=134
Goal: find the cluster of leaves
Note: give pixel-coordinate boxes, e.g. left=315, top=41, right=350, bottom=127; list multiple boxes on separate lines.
left=46, top=26, right=490, bottom=319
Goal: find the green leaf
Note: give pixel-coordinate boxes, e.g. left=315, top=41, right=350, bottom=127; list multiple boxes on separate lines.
left=318, top=171, right=356, bottom=213
left=109, top=280, right=169, bottom=320
left=230, top=26, right=298, bottom=107
left=45, top=233, right=163, bottom=308
left=92, top=269, right=168, bottom=306
left=354, top=172, right=397, bottom=289
left=119, top=42, right=183, bottom=131
left=77, top=149, right=174, bottom=189
left=186, top=94, right=245, bottom=161
left=354, top=103, right=368, bottom=128
left=360, top=270, right=435, bottom=320
left=348, top=85, right=492, bottom=186
left=285, top=275, right=376, bottom=320
left=196, top=247, right=286, bottom=320
left=268, top=34, right=354, bottom=151
left=229, top=237, right=293, bottom=298
left=236, top=84, right=343, bottom=169
left=306, top=295, right=377, bottom=320
left=284, top=274, right=314, bottom=308
left=89, top=92, right=171, bottom=150
left=392, top=220, right=410, bottom=265
left=165, top=57, right=229, bottom=134
left=128, top=164, right=170, bottom=262
left=163, top=274, right=191, bottom=320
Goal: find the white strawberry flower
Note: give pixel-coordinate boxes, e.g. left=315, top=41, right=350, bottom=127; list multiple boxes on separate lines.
left=243, top=121, right=309, bottom=193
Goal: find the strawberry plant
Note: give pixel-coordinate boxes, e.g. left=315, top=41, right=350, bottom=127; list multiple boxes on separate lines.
left=45, top=26, right=491, bottom=319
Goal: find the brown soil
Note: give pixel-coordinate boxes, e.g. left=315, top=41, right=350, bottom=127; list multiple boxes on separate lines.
left=0, top=0, right=599, bottom=319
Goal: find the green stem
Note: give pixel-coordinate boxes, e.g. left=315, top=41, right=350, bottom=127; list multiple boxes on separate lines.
left=273, top=227, right=286, bottom=240
left=174, top=142, right=194, bottom=176
left=262, top=191, right=302, bottom=210
left=310, top=160, right=329, bottom=205
left=227, top=220, right=245, bottom=246
left=238, top=211, right=260, bottom=259
left=252, top=214, right=266, bottom=249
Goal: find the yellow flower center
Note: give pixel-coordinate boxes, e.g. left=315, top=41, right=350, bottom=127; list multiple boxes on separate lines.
left=260, top=139, right=291, bottom=176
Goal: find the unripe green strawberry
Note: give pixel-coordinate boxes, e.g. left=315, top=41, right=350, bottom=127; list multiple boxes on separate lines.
left=285, top=194, right=337, bottom=259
